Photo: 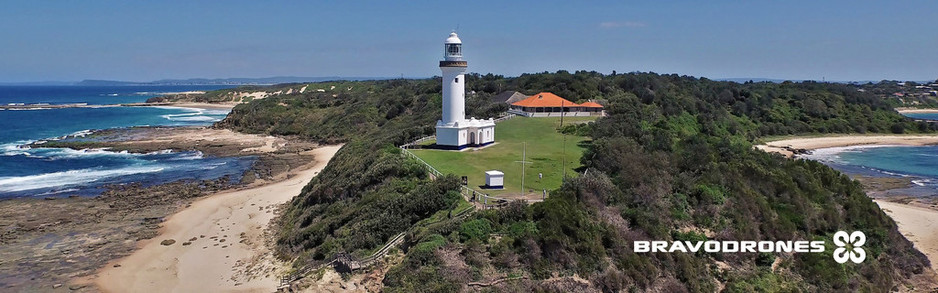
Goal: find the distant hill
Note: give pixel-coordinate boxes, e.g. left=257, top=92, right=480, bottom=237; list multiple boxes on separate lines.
left=716, top=77, right=937, bottom=84
left=716, top=77, right=794, bottom=83
left=75, top=76, right=394, bottom=86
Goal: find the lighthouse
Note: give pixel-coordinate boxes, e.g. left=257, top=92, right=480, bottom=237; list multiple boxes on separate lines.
left=435, top=32, right=496, bottom=149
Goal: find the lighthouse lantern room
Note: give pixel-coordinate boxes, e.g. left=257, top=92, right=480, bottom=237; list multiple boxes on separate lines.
left=435, top=32, right=496, bottom=149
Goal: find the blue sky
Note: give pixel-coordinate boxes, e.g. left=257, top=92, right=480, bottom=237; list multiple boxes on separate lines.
left=1, top=1, right=936, bottom=82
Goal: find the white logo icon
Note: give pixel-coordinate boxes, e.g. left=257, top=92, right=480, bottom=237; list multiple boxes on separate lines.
left=833, top=231, right=866, bottom=264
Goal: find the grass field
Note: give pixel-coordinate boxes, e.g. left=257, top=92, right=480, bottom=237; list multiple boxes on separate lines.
left=411, top=116, right=595, bottom=197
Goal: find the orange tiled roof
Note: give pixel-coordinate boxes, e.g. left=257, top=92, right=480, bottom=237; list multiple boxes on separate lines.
left=579, top=101, right=604, bottom=108
left=511, top=92, right=578, bottom=107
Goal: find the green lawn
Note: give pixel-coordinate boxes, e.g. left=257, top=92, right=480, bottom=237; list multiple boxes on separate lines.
left=411, top=116, right=595, bottom=197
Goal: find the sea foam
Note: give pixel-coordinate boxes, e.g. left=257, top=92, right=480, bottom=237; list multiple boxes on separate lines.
left=0, top=166, right=165, bottom=193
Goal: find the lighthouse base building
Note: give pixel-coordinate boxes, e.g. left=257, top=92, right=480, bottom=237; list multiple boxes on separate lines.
left=435, top=32, right=496, bottom=149
left=436, top=118, right=495, bottom=149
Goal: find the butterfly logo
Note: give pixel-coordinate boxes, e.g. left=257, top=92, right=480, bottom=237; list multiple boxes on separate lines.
left=833, top=231, right=866, bottom=264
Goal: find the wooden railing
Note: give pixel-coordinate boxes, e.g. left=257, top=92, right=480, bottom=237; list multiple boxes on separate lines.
left=281, top=116, right=532, bottom=289
left=493, top=113, right=515, bottom=123
left=279, top=232, right=407, bottom=289
left=400, top=147, right=443, bottom=178
left=400, top=135, right=436, bottom=149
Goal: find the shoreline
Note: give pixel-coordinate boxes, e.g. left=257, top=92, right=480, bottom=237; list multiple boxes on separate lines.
left=758, top=134, right=938, bottom=271
left=895, top=107, right=938, bottom=114
left=93, top=144, right=342, bottom=292
left=756, top=135, right=938, bottom=157
left=158, top=102, right=238, bottom=110
left=0, top=126, right=323, bottom=291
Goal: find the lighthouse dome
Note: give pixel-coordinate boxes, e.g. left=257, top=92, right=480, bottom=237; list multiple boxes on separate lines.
left=445, top=32, right=462, bottom=44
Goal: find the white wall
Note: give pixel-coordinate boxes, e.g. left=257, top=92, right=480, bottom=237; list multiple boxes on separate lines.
left=486, top=174, right=504, bottom=187
left=436, top=127, right=467, bottom=146
left=440, top=66, right=467, bottom=125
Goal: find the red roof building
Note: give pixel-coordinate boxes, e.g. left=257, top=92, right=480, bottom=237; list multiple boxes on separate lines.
left=508, top=92, right=604, bottom=117
left=578, top=101, right=604, bottom=108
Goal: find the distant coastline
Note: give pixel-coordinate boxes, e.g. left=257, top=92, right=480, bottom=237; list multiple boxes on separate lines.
left=0, top=101, right=235, bottom=111
left=895, top=107, right=938, bottom=114
left=757, top=134, right=938, bottom=157
left=0, top=76, right=397, bottom=87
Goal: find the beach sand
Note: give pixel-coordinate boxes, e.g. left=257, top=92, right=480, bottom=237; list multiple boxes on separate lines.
left=94, top=145, right=342, bottom=293
left=895, top=108, right=938, bottom=114
left=756, top=135, right=938, bottom=157
left=876, top=200, right=938, bottom=268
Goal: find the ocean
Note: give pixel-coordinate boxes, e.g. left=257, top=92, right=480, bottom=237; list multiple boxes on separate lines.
left=902, top=112, right=938, bottom=121
left=0, top=85, right=254, bottom=199
left=795, top=112, right=938, bottom=197
left=802, top=145, right=938, bottom=196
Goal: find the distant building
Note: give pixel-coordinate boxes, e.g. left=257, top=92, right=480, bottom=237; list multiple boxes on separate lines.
left=508, top=92, right=604, bottom=117
left=435, top=32, right=496, bottom=149
left=491, top=91, right=528, bottom=104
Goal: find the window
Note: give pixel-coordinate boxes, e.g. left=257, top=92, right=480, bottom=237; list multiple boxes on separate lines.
left=455, top=78, right=459, bottom=83
left=446, top=44, right=461, bottom=56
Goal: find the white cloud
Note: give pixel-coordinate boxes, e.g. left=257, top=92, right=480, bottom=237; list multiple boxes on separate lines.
left=599, top=21, right=647, bottom=29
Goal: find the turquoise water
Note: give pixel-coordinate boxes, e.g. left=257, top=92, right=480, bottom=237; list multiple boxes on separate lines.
left=799, top=112, right=938, bottom=194
left=902, top=112, right=938, bottom=121
left=803, top=145, right=938, bottom=193
left=0, top=86, right=253, bottom=199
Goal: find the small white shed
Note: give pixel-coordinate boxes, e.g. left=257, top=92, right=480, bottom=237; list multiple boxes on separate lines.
left=485, top=170, right=504, bottom=188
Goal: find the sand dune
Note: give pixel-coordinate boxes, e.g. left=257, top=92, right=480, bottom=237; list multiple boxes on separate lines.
left=95, top=145, right=342, bottom=293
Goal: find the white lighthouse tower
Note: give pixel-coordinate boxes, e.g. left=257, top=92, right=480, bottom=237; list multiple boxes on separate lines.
left=436, top=32, right=495, bottom=149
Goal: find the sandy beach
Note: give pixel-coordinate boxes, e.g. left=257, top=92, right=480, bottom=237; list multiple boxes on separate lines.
left=94, top=144, right=341, bottom=292
left=876, top=200, right=938, bottom=267
left=756, top=135, right=938, bottom=157
left=895, top=108, right=938, bottom=114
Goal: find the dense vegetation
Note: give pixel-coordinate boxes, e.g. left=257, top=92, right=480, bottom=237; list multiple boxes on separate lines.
left=214, top=71, right=935, bottom=292
left=213, top=80, right=505, bottom=144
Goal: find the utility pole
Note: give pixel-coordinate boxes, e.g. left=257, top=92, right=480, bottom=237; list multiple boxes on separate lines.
left=560, top=99, right=567, bottom=179
left=521, top=142, right=526, bottom=195
left=515, top=142, right=532, bottom=196
left=562, top=132, right=567, bottom=179
left=560, top=99, right=565, bottom=128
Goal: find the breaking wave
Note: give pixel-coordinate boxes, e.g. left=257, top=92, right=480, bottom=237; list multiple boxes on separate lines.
left=159, top=108, right=228, bottom=123
left=0, top=166, right=165, bottom=193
